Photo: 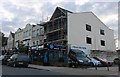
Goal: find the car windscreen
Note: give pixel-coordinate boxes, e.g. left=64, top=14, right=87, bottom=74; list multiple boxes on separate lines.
left=17, top=55, right=29, bottom=61
left=71, top=49, right=87, bottom=59
left=76, top=51, right=86, bottom=58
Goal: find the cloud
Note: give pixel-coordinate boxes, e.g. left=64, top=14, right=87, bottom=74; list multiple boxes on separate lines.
left=0, top=0, right=118, bottom=38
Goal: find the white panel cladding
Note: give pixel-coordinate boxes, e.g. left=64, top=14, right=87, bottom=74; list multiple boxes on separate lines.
left=67, top=12, right=116, bottom=52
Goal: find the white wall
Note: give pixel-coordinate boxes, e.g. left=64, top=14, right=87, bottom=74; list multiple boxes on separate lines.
left=15, top=28, right=23, bottom=48
left=31, top=25, right=44, bottom=46
left=7, top=33, right=15, bottom=50
left=23, top=24, right=33, bottom=47
left=67, top=12, right=116, bottom=53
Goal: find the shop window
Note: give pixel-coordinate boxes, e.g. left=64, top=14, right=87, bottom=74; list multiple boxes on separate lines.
left=86, top=37, right=92, bottom=44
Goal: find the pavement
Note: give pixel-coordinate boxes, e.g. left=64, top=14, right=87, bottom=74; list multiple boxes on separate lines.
left=28, top=64, right=119, bottom=75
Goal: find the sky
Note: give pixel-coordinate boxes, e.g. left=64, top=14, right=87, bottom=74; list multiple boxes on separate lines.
left=0, top=0, right=119, bottom=47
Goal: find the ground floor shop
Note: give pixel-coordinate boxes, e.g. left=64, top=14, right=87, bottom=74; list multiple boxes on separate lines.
left=30, top=45, right=68, bottom=66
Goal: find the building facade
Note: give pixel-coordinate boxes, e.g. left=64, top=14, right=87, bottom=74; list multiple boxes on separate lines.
left=31, top=24, right=44, bottom=47
left=23, top=24, right=33, bottom=47
left=42, top=7, right=70, bottom=48
left=42, top=7, right=116, bottom=61
left=0, top=32, right=3, bottom=51
left=7, top=32, right=15, bottom=50
left=15, top=28, right=23, bottom=49
left=67, top=12, right=116, bottom=61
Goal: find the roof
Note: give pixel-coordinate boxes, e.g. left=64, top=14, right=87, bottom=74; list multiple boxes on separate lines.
left=50, top=7, right=73, bottom=20
left=57, top=7, right=73, bottom=14
left=10, top=32, right=15, bottom=38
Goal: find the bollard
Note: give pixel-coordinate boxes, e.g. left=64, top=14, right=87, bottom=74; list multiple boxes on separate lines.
left=95, top=66, right=97, bottom=70
left=107, top=65, right=109, bottom=71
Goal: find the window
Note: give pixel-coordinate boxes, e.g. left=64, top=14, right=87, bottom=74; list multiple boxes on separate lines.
left=100, top=29, right=105, bottom=35
left=33, top=42, right=35, bottom=46
left=86, top=37, right=92, bottom=44
left=86, top=24, right=91, bottom=31
left=32, top=30, right=35, bottom=37
left=36, top=41, right=39, bottom=45
left=29, top=29, right=31, bottom=36
left=101, top=40, right=105, bottom=46
left=37, top=29, right=39, bottom=35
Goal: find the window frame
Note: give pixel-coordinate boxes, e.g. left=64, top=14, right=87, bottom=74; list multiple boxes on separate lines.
left=100, top=29, right=105, bottom=35
left=86, top=37, right=92, bottom=44
left=86, top=24, right=91, bottom=31
left=101, top=40, right=105, bottom=46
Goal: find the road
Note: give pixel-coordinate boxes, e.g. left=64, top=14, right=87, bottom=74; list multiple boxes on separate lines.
left=1, top=64, right=119, bottom=77
left=2, top=65, right=66, bottom=75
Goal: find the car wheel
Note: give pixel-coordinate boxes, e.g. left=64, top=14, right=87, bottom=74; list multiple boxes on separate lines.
left=69, top=63, right=72, bottom=67
left=90, top=62, right=94, bottom=67
left=7, top=62, right=9, bottom=66
left=25, top=65, right=28, bottom=68
left=13, top=63, right=16, bottom=67
left=72, top=64, right=78, bottom=68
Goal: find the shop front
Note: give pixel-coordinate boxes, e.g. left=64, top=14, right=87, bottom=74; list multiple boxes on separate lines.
left=30, top=44, right=67, bottom=66
left=30, top=45, right=46, bottom=65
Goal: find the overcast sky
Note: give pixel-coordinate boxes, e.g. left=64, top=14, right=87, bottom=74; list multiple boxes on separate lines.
left=0, top=0, right=119, bottom=39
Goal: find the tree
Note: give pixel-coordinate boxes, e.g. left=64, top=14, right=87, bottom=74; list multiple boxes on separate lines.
left=18, top=42, right=28, bottom=54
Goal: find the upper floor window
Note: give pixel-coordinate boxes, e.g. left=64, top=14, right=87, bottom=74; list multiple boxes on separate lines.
left=37, top=29, right=39, bottom=35
left=86, top=37, right=92, bottom=44
left=86, top=24, right=91, bottom=31
left=36, top=41, right=39, bottom=45
left=33, top=42, right=35, bottom=46
left=100, top=29, right=105, bottom=35
left=101, top=40, right=105, bottom=46
left=29, top=29, right=31, bottom=36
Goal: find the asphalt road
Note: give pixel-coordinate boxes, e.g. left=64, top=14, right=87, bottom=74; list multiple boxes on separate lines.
left=2, top=65, right=66, bottom=75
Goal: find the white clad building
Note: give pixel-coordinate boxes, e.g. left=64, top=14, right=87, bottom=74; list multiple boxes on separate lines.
left=67, top=12, right=116, bottom=61
left=15, top=28, right=23, bottom=49
left=7, top=32, right=15, bottom=50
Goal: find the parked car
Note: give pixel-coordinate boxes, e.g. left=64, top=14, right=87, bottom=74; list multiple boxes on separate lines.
left=7, top=53, right=29, bottom=67
left=88, top=57, right=101, bottom=67
left=0, top=55, right=4, bottom=60
left=93, top=57, right=112, bottom=67
left=113, top=58, right=120, bottom=65
left=2, top=55, right=11, bottom=65
left=68, top=49, right=90, bottom=68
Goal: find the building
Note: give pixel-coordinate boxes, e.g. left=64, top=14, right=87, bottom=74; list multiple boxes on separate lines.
left=42, top=7, right=70, bottom=48
left=31, top=24, right=44, bottom=47
left=67, top=12, right=116, bottom=61
left=15, top=28, right=23, bottom=49
left=0, top=32, right=3, bottom=51
left=7, top=32, right=15, bottom=50
left=23, top=24, right=33, bottom=47
left=42, top=7, right=116, bottom=61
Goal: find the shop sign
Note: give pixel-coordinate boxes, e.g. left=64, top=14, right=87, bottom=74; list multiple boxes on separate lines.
left=49, top=43, right=54, bottom=49
left=36, top=46, right=39, bottom=50
left=71, top=45, right=87, bottom=50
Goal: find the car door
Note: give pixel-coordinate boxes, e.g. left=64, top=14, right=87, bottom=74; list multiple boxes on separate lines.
left=9, top=54, right=17, bottom=65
